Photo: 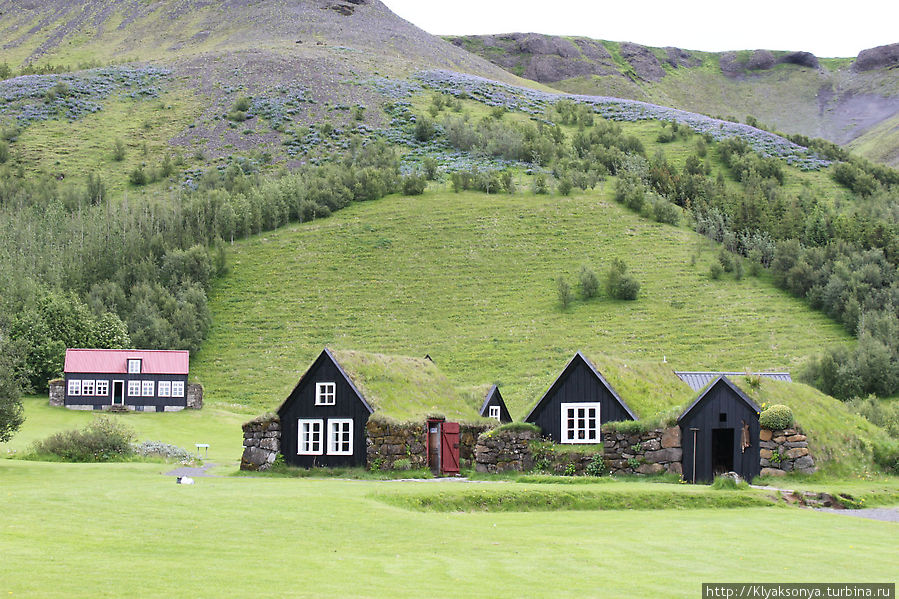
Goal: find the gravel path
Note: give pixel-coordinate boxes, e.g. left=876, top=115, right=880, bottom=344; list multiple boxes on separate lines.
left=164, top=463, right=218, bottom=478
left=814, top=507, right=899, bottom=523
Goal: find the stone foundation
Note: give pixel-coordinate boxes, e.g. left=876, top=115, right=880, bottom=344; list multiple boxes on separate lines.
left=759, top=426, right=817, bottom=476
left=49, top=380, right=64, bottom=407
left=241, top=416, right=281, bottom=471
left=475, top=429, right=539, bottom=473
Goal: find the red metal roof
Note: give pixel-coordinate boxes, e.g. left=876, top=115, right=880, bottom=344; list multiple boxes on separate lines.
left=64, top=349, right=189, bottom=375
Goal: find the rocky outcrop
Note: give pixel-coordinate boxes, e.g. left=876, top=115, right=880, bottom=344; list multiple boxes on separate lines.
left=747, top=50, right=776, bottom=70
left=665, top=46, right=701, bottom=68
left=854, top=42, right=899, bottom=72
left=620, top=42, right=666, bottom=81
left=240, top=416, right=281, bottom=471
left=759, top=426, right=817, bottom=476
left=778, top=51, right=819, bottom=69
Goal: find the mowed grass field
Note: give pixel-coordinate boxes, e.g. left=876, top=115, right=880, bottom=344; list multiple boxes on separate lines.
left=2, top=459, right=897, bottom=599
left=193, top=188, right=851, bottom=417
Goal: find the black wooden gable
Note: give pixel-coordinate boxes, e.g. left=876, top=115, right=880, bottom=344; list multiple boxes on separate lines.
left=277, top=348, right=373, bottom=418
left=480, top=385, right=512, bottom=423
left=677, top=376, right=760, bottom=424
left=525, top=352, right=637, bottom=442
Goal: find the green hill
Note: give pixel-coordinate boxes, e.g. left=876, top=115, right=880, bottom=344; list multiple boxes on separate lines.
left=192, top=189, right=850, bottom=416
left=447, top=34, right=899, bottom=167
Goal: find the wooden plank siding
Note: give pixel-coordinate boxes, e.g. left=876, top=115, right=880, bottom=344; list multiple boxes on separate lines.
left=525, top=353, right=636, bottom=443
left=277, top=351, right=373, bottom=468
left=679, top=377, right=761, bottom=484
left=64, top=372, right=189, bottom=410
left=480, top=385, right=513, bottom=423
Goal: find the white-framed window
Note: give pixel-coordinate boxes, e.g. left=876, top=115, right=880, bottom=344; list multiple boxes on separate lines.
left=488, top=405, right=501, bottom=421
left=315, top=382, right=336, bottom=405
left=127, top=359, right=142, bottom=374
left=158, top=381, right=171, bottom=397
left=68, top=379, right=81, bottom=396
left=95, top=380, right=109, bottom=397
left=81, top=380, right=95, bottom=396
left=128, top=380, right=141, bottom=397
left=561, top=402, right=601, bottom=444
left=328, top=419, right=353, bottom=455
left=298, top=419, right=324, bottom=455
left=141, top=380, right=155, bottom=397
left=171, top=381, right=185, bottom=398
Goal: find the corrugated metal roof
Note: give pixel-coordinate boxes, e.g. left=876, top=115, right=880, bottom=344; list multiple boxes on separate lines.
left=674, top=371, right=792, bottom=392
left=64, top=349, right=189, bottom=375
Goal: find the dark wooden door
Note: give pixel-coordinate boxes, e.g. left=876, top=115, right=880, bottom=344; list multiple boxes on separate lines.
left=427, top=421, right=441, bottom=472
left=440, top=422, right=460, bottom=475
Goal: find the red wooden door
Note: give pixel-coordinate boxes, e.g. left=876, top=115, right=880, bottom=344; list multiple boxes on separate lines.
left=440, top=422, right=460, bottom=475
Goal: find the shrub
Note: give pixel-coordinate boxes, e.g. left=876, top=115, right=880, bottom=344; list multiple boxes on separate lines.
left=578, top=265, right=599, bottom=299
left=585, top=454, right=608, bottom=477
left=557, top=276, right=573, bottom=309
left=605, top=259, right=640, bottom=300
left=112, top=139, right=126, bottom=161
left=0, top=140, right=8, bottom=164
left=650, top=195, right=680, bottom=225
left=557, top=177, right=573, bottom=196
left=422, top=157, right=439, bottom=180
left=129, top=167, right=147, bottom=186
left=759, top=404, right=794, bottom=430
left=872, top=440, right=899, bottom=474
left=31, top=416, right=135, bottom=462
left=414, top=115, right=436, bottom=142
left=131, top=441, right=193, bottom=462
left=233, top=97, right=252, bottom=112
left=533, top=173, right=548, bottom=195
left=718, top=248, right=735, bottom=272
left=401, top=173, right=427, bottom=196
left=709, top=262, right=723, bottom=280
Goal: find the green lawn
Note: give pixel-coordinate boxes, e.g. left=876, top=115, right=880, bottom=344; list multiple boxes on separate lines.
left=193, top=189, right=851, bottom=418
left=1, top=459, right=896, bottom=598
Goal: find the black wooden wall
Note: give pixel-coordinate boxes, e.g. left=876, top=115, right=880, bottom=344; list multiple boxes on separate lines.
left=64, top=373, right=189, bottom=410
left=277, top=356, right=371, bottom=468
left=482, top=388, right=513, bottom=423
left=526, top=356, right=634, bottom=443
left=679, top=380, right=760, bottom=484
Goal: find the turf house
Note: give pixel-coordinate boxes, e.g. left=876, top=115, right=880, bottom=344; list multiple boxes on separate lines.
left=250, top=349, right=492, bottom=471
left=479, top=384, right=512, bottom=423
left=53, top=349, right=200, bottom=412
left=678, top=376, right=762, bottom=484
left=524, top=351, right=637, bottom=443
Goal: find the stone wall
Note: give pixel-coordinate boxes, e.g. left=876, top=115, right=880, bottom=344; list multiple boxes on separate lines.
left=241, top=416, right=281, bottom=471
left=603, top=427, right=682, bottom=476
left=49, top=380, right=64, bottom=407
left=760, top=426, right=816, bottom=476
left=365, top=420, right=493, bottom=470
left=475, top=429, right=538, bottom=473
left=186, top=383, right=204, bottom=410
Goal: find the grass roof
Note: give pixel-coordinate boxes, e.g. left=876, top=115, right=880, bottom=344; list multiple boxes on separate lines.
left=331, top=350, right=489, bottom=423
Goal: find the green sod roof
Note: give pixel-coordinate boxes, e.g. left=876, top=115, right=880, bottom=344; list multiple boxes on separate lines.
left=331, top=350, right=488, bottom=423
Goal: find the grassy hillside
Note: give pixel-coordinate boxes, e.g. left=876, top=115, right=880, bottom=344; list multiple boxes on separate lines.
left=192, top=188, right=851, bottom=418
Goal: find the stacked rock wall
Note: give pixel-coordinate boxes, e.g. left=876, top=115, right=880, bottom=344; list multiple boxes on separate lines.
left=240, top=416, right=281, bottom=471
left=475, top=429, right=539, bottom=473
left=366, top=420, right=492, bottom=470
left=186, top=383, right=204, bottom=409
left=759, top=426, right=816, bottom=476
left=48, top=380, right=64, bottom=407
left=602, top=427, right=683, bottom=476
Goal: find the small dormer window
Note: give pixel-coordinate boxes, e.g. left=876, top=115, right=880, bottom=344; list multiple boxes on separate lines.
left=489, top=406, right=501, bottom=421
left=127, top=359, right=142, bottom=374
left=316, top=382, right=336, bottom=405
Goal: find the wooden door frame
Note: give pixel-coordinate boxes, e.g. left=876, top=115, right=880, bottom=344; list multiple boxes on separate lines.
left=112, top=380, right=125, bottom=406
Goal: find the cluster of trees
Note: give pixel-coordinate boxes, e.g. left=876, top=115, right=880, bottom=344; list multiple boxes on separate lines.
left=557, top=260, right=640, bottom=309
left=0, top=140, right=404, bottom=410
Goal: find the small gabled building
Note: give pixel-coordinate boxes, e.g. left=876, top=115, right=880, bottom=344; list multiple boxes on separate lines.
left=678, top=376, right=761, bottom=484
left=61, top=348, right=193, bottom=412
left=525, top=351, right=637, bottom=444
left=276, top=348, right=487, bottom=470
left=479, top=385, right=512, bottom=423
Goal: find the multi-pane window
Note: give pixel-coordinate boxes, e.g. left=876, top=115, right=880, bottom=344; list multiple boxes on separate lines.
left=141, top=381, right=154, bottom=397
left=488, top=406, right=501, bottom=421
left=68, top=379, right=81, bottom=396
left=95, top=380, right=109, bottom=397
left=315, top=382, right=336, bottom=405
left=298, top=420, right=324, bottom=455
left=158, top=381, right=171, bottom=397
left=561, top=403, right=601, bottom=444
left=127, top=359, right=142, bottom=374
left=81, top=380, right=95, bottom=396
left=128, top=380, right=141, bottom=397
left=328, top=419, right=353, bottom=455
left=171, top=381, right=185, bottom=397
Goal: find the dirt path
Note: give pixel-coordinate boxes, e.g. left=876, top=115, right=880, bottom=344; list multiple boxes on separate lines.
left=164, top=463, right=218, bottom=478
left=814, top=507, right=899, bottom=523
